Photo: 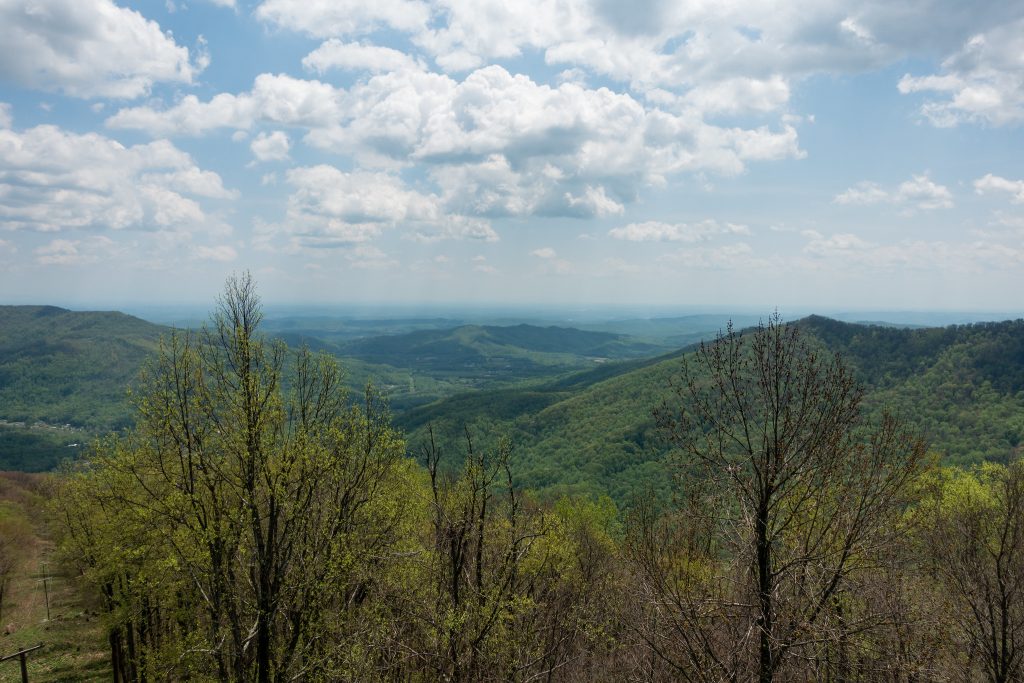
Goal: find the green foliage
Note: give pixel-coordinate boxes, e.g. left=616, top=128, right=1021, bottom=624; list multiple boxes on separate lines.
left=0, top=306, right=164, bottom=430
left=0, top=425, right=85, bottom=471
left=402, top=317, right=1024, bottom=505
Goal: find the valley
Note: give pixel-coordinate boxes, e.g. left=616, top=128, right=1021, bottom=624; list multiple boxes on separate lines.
left=2, top=304, right=1022, bottom=503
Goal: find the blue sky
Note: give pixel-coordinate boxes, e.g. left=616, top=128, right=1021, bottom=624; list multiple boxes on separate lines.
left=1, top=0, right=1023, bottom=310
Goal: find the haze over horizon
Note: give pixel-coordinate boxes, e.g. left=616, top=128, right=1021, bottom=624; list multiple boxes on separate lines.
left=1, top=0, right=1023, bottom=310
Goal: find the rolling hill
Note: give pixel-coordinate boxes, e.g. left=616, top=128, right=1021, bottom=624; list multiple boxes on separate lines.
left=0, top=309, right=673, bottom=469
left=395, top=316, right=1024, bottom=504
left=0, top=306, right=165, bottom=429
left=5, top=307, right=1023, bottom=491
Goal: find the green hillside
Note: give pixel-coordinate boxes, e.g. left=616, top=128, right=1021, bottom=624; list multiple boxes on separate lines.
left=0, top=309, right=672, bottom=470
left=397, top=316, right=1024, bottom=503
left=0, top=306, right=165, bottom=429
left=0, top=306, right=167, bottom=470
left=338, top=324, right=666, bottom=377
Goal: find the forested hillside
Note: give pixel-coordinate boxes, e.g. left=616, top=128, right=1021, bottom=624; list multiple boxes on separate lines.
left=0, top=306, right=164, bottom=429
left=398, top=316, right=1024, bottom=502
left=0, top=308, right=672, bottom=470
left=4, top=305, right=1023, bottom=491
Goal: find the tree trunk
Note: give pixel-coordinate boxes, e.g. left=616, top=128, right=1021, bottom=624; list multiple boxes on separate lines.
left=757, top=497, right=774, bottom=683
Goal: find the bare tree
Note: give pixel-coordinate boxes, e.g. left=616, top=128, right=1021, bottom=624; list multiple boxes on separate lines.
left=924, top=461, right=1024, bottom=683
left=646, top=313, right=925, bottom=682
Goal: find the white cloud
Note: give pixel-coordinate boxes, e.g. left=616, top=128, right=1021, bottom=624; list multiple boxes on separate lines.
left=303, top=40, right=423, bottom=74
left=107, top=73, right=346, bottom=136
left=833, top=182, right=889, bottom=206
left=895, top=174, right=954, bottom=209
left=255, top=0, right=429, bottom=37
left=194, top=244, right=238, bottom=261
left=899, top=19, right=1024, bottom=127
left=658, top=243, right=768, bottom=270
left=250, top=130, right=291, bottom=162
left=409, top=215, right=499, bottom=243
left=254, top=0, right=1019, bottom=98
left=834, top=174, right=953, bottom=210
left=343, top=244, right=400, bottom=270
left=269, top=164, right=495, bottom=250
left=609, top=219, right=750, bottom=242
left=974, top=173, right=1024, bottom=203
left=0, top=0, right=201, bottom=99
left=34, top=236, right=120, bottom=265
left=0, top=124, right=235, bottom=233
left=800, top=229, right=1024, bottom=271
left=682, top=76, right=791, bottom=115
left=141, top=167, right=239, bottom=199
left=530, top=246, right=573, bottom=274
left=801, top=230, right=875, bottom=256
left=0, top=103, right=10, bottom=129
left=112, top=66, right=803, bottom=220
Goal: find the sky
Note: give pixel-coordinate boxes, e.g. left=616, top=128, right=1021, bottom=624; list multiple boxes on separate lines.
left=0, top=0, right=1023, bottom=311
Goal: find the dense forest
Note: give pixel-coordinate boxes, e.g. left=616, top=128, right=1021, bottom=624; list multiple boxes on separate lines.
left=21, top=276, right=1024, bottom=681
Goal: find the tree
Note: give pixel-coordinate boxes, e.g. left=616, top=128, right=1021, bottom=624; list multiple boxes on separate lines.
left=922, top=462, right=1024, bottom=682
left=646, top=313, right=926, bottom=681
left=57, top=274, right=412, bottom=682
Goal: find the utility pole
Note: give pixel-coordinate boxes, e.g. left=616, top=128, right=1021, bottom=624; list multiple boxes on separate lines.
left=41, top=562, right=49, bottom=622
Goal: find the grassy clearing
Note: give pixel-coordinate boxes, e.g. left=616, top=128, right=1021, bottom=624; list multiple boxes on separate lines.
left=0, top=473, right=108, bottom=682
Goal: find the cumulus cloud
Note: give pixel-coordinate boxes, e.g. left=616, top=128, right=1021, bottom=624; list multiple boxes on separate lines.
left=800, top=229, right=1024, bottom=271
left=110, top=66, right=803, bottom=220
left=268, top=164, right=496, bottom=250
left=609, top=219, right=750, bottom=242
left=409, top=215, right=499, bottom=243
left=801, top=230, right=875, bottom=256
left=834, top=174, right=953, bottom=210
left=0, top=0, right=202, bottom=98
left=255, top=0, right=429, bottom=37
left=682, top=76, right=791, bottom=115
left=899, top=18, right=1024, bottom=127
left=343, top=244, right=400, bottom=270
left=303, top=40, right=422, bottom=74
left=193, top=244, right=238, bottom=261
left=34, top=236, right=121, bottom=266
left=530, top=246, right=573, bottom=274
left=250, top=130, right=291, bottom=162
left=107, top=73, right=346, bottom=136
left=655, top=242, right=770, bottom=270
left=833, top=182, right=889, bottom=206
left=257, top=0, right=1020, bottom=100
left=0, top=124, right=235, bottom=233
left=896, top=175, right=954, bottom=209
left=975, top=173, right=1024, bottom=203
left=658, top=243, right=769, bottom=270
left=141, top=167, right=239, bottom=199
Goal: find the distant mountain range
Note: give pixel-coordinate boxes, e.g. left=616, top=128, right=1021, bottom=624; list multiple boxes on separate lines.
left=2, top=306, right=1022, bottom=500
left=0, top=306, right=675, bottom=469
left=396, top=315, right=1024, bottom=502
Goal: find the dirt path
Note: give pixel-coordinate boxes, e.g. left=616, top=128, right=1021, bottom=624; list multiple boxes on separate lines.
left=0, top=473, right=108, bottom=682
